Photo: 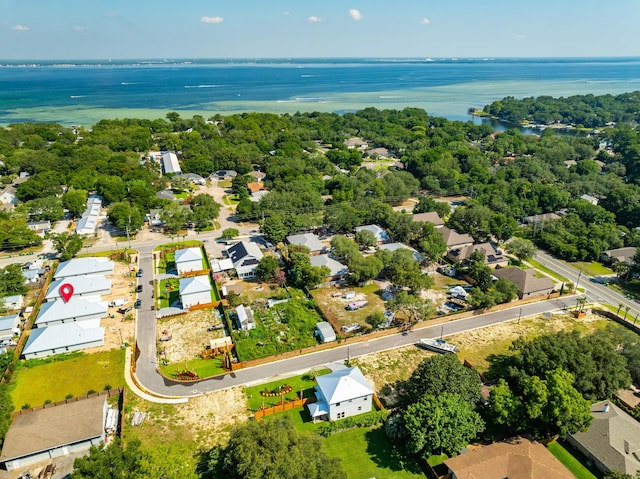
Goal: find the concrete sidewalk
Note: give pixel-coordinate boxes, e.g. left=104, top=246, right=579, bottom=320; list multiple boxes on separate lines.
left=124, top=348, right=188, bottom=404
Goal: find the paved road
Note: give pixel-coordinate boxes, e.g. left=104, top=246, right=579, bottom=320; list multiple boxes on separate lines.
left=132, top=294, right=582, bottom=396
left=535, top=250, right=640, bottom=320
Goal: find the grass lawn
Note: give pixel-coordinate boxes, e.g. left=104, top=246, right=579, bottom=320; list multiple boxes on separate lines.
left=159, top=357, right=226, bottom=379
left=245, top=368, right=330, bottom=411
left=528, top=259, right=569, bottom=283
left=153, top=240, right=202, bottom=251
left=158, top=278, right=180, bottom=308
left=547, top=440, right=600, bottom=479
left=568, top=261, right=613, bottom=277
left=11, top=349, right=125, bottom=410
left=324, top=426, right=424, bottom=479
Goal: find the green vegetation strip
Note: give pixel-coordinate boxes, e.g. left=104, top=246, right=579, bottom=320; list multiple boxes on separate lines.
left=153, top=240, right=202, bottom=251
left=245, top=368, right=330, bottom=411
left=324, top=426, right=424, bottom=479
left=159, top=357, right=226, bottom=380
left=528, top=259, right=569, bottom=283
left=11, top=349, right=125, bottom=411
left=567, top=261, right=613, bottom=277
left=546, top=441, right=599, bottom=479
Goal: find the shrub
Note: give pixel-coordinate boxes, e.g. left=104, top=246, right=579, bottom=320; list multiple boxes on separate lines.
left=317, top=410, right=389, bottom=437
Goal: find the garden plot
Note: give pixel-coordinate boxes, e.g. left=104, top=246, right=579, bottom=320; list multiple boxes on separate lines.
left=157, top=308, right=226, bottom=363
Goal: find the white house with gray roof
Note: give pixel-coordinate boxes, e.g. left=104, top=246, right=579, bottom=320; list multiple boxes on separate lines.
left=35, top=298, right=107, bottom=328
left=45, top=276, right=112, bottom=302
left=310, top=254, right=348, bottom=286
left=179, top=275, right=212, bottom=308
left=235, top=305, right=256, bottom=330
left=355, top=224, right=390, bottom=244
left=378, top=242, right=424, bottom=263
left=174, top=247, right=204, bottom=274
left=0, top=314, right=20, bottom=340
left=54, top=258, right=114, bottom=280
left=161, top=151, right=181, bottom=175
left=226, top=241, right=263, bottom=278
left=286, top=233, right=326, bottom=255
left=308, top=366, right=374, bottom=421
left=22, top=323, right=105, bottom=359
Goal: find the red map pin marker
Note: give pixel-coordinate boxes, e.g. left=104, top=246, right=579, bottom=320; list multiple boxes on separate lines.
left=59, top=283, right=74, bottom=303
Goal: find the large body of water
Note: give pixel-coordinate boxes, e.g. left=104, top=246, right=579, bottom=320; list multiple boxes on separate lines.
left=1, top=57, right=640, bottom=127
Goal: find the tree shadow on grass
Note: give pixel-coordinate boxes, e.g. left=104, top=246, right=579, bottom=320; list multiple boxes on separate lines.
left=364, top=427, right=423, bottom=475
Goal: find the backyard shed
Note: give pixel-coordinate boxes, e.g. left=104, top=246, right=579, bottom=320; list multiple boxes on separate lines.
left=315, top=322, right=336, bottom=343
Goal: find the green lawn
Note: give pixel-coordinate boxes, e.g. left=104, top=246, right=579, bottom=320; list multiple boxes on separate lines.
left=245, top=368, right=330, bottom=411
left=324, top=426, right=424, bottom=479
left=158, top=278, right=180, bottom=308
left=528, top=259, right=569, bottom=283
left=11, top=349, right=125, bottom=410
left=568, top=261, right=614, bottom=277
left=153, top=240, right=203, bottom=251
left=547, top=441, right=600, bottom=479
left=159, top=357, right=226, bottom=379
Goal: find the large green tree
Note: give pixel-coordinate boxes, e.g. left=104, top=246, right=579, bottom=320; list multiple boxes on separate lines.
left=221, top=416, right=346, bottom=479
left=0, top=264, right=28, bottom=297
left=52, top=232, right=84, bottom=261
left=403, top=392, right=485, bottom=457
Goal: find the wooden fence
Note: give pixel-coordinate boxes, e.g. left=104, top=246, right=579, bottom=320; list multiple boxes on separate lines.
left=12, top=388, right=122, bottom=418
left=254, top=397, right=315, bottom=419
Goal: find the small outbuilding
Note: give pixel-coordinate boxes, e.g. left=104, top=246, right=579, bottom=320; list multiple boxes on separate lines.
left=315, top=321, right=336, bottom=343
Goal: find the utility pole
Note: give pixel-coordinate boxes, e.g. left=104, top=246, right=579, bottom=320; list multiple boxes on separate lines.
left=517, top=308, right=522, bottom=324
left=574, top=271, right=582, bottom=293
left=126, top=215, right=132, bottom=250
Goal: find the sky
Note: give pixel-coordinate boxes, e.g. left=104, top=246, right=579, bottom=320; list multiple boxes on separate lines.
left=1, top=0, right=639, bottom=59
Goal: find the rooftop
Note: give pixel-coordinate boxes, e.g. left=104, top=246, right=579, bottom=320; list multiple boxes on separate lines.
left=22, top=323, right=105, bottom=356
left=315, top=366, right=374, bottom=404
left=286, top=233, right=325, bottom=252
left=54, top=257, right=114, bottom=279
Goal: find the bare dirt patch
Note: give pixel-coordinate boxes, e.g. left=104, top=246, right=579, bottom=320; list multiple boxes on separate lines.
left=157, top=308, right=225, bottom=363
left=312, top=284, right=385, bottom=332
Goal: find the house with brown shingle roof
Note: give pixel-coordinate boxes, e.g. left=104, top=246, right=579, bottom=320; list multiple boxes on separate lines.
left=247, top=182, right=266, bottom=194
left=492, top=267, right=554, bottom=299
left=437, top=226, right=474, bottom=251
left=445, top=436, right=574, bottom=479
left=248, top=170, right=266, bottom=182
left=412, top=211, right=445, bottom=227
left=447, top=242, right=508, bottom=269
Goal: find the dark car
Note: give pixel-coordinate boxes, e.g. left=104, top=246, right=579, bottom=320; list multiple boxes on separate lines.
left=136, top=284, right=143, bottom=293
left=136, top=269, right=143, bottom=277
left=134, top=299, right=142, bottom=309
left=118, top=305, right=133, bottom=314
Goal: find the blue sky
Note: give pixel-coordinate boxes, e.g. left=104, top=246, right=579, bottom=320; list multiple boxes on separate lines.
left=1, top=0, right=639, bottom=59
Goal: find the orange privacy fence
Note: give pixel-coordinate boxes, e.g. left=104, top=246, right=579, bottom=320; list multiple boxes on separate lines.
left=254, top=397, right=315, bottom=419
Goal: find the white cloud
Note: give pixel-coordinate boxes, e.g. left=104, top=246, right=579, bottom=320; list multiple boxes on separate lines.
left=420, top=18, right=430, bottom=25
left=200, top=16, right=224, bottom=24
left=308, top=16, right=321, bottom=23
left=349, top=9, right=362, bottom=21
left=516, top=34, right=526, bottom=40
left=73, top=26, right=87, bottom=32
left=283, top=11, right=290, bottom=16
left=11, top=24, right=29, bottom=31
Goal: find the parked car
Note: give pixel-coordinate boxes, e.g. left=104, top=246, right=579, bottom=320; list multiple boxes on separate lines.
left=118, top=305, right=133, bottom=314
left=134, top=299, right=142, bottom=309
left=136, top=284, right=143, bottom=293
left=136, top=269, right=143, bottom=277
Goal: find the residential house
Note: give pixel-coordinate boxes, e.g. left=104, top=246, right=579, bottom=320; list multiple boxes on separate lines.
left=602, top=247, right=637, bottom=265
left=174, top=247, right=205, bottom=274
left=310, top=254, right=348, bottom=286
left=522, top=212, right=561, bottom=225
left=35, top=298, right=107, bottom=328
left=365, top=147, right=390, bottom=159
left=580, top=194, right=599, bottom=205
left=211, top=257, right=234, bottom=273
left=26, top=220, right=51, bottom=236
left=315, top=322, right=336, bottom=343
left=213, top=170, right=237, bottom=180
left=248, top=170, right=266, bottom=182
left=76, top=196, right=102, bottom=235
left=226, top=241, right=264, bottom=279
left=22, top=268, right=45, bottom=284
left=179, top=172, right=206, bottom=185
left=445, top=436, right=574, bottom=479
left=235, top=305, right=256, bottom=330
left=412, top=211, right=444, bottom=227
left=45, top=276, right=112, bottom=302
left=0, top=394, right=109, bottom=471
left=179, top=275, right=212, bottom=308
left=344, top=137, right=368, bottom=150
left=155, top=189, right=175, bottom=201
left=148, top=209, right=163, bottom=227
left=22, top=322, right=105, bottom=359
left=568, top=401, right=640, bottom=476
left=355, top=224, right=390, bottom=244
left=161, top=151, right=181, bottom=175
left=0, top=295, right=23, bottom=311
left=447, top=242, right=508, bottom=269
left=307, top=366, right=374, bottom=421
left=492, top=267, right=555, bottom=299
left=0, top=313, right=20, bottom=340
left=54, top=257, right=114, bottom=280
left=0, top=185, right=17, bottom=207
left=250, top=190, right=269, bottom=203
left=378, top=242, right=424, bottom=263
left=287, top=233, right=326, bottom=255
left=437, top=227, right=474, bottom=251
left=247, top=182, right=266, bottom=194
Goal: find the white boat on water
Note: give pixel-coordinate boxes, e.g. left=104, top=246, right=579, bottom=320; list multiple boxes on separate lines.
left=417, top=338, right=459, bottom=354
